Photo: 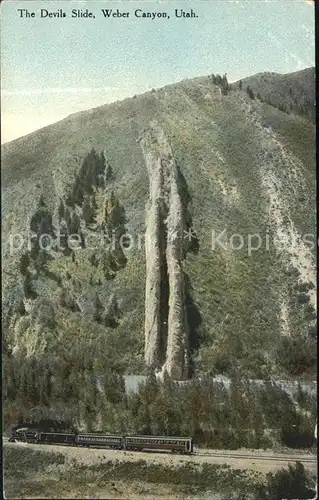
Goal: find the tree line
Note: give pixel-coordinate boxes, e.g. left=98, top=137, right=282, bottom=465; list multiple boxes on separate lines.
left=4, top=360, right=316, bottom=451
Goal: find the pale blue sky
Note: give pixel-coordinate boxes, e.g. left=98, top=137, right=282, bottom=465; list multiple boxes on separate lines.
left=1, top=0, right=315, bottom=142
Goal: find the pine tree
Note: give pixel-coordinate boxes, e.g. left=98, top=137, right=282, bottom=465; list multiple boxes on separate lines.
left=103, top=293, right=119, bottom=328
left=214, top=74, right=222, bottom=86
left=24, top=271, right=38, bottom=299
left=39, top=194, right=46, bottom=207
left=222, top=73, right=229, bottom=93
left=107, top=192, right=127, bottom=235
left=58, top=198, right=65, bottom=221
left=246, top=85, right=255, bottom=100
left=82, top=194, right=96, bottom=225
left=96, top=151, right=106, bottom=188
left=105, top=192, right=127, bottom=268
left=93, top=293, right=104, bottom=322
left=105, top=160, right=114, bottom=181
left=19, top=253, right=30, bottom=275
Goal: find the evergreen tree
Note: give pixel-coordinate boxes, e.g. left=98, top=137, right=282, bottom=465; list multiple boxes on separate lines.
left=93, top=293, right=104, bottom=323
left=82, top=194, right=97, bottom=225
left=19, top=253, right=30, bottom=275
left=246, top=85, right=255, bottom=100
left=23, top=270, right=38, bottom=299
left=105, top=192, right=127, bottom=267
left=103, top=293, right=119, bottom=328
left=221, top=73, right=229, bottom=94
left=97, top=152, right=106, bottom=188
left=39, top=194, right=46, bottom=207
left=105, top=159, right=114, bottom=182
left=58, top=198, right=65, bottom=221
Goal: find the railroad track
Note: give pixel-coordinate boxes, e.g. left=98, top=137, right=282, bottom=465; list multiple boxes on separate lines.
left=194, top=451, right=317, bottom=463
left=4, top=438, right=316, bottom=464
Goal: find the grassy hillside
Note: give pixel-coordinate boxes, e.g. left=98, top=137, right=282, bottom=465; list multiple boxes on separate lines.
left=233, top=67, right=315, bottom=121
left=2, top=69, right=316, bottom=410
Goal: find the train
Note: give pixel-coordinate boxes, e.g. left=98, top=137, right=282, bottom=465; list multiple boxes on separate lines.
left=9, top=428, right=193, bottom=455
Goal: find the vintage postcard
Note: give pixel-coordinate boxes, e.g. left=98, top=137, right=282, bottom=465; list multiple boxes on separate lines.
left=1, top=0, right=316, bottom=498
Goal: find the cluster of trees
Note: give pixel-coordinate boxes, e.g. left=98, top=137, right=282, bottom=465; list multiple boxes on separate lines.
left=24, top=149, right=125, bottom=267
left=4, top=148, right=131, bottom=432
left=60, top=150, right=126, bottom=265
left=4, top=363, right=316, bottom=450
left=210, top=73, right=229, bottom=95
left=123, top=375, right=316, bottom=449
left=19, top=195, right=56, bottom=298
left=17, top=148, right=127, bottom=314
left=67, top=149, right=113, bottom=206
left=275, top=334, right=317, bottom=377
left=255, top=89, right=315, bottom=119
left=238, top=79, right=255, bottom=99
left=260, top=462, right=316, bottom=500
left=198, top=333, right=316, bottom=380
left=4, top=348, right=123, bottom=433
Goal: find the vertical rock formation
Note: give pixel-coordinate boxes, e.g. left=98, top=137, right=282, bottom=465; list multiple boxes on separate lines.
left=162, top=161, right=189, bottom=378
left=143, top=142, right=168, bottom=369
left=141, top=121, right=189, bottom=379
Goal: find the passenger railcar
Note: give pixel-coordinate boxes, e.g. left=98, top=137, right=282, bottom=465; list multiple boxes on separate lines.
left=124, top=435, right=193, bottom=454
left=9, top=428, right=193, bottom=455
left=75, top=433, right=123, bottom=449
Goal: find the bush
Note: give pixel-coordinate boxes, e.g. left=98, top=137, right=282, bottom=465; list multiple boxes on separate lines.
left=4, top=447, right=65, bottom=478
left=276, top=335, right=316, bottom=376
left=264, top=462, right=315, bottom=500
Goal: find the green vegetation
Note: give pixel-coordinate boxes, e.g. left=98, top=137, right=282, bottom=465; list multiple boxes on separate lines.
left=210, top=73, right=229, bottom=95
left=3, top=446, right=316, bottom=499
left=66, top=459, right=259, bottom=496
left=4, top=373, right=316, bottom=450
left=2, top=69, right=316, bottom=439
left=261, top=462, right=316, bottom=500
left=4, top=446, right=65, bottom=477
left=237, top=67, right=315, bottom=121
left=246, top=85, right=255, bottom=99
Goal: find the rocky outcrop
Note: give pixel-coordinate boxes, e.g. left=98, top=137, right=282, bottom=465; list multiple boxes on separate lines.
left=142, top=121, right=190, bottom=379
left=142, top=128, right=169, bottom=369
left=163, top=165, right=189, bottom=378
left=2, top=69, right=315, bottom=380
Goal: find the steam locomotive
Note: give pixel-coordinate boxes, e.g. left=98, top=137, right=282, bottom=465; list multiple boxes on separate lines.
left=9, top=428, right=193, bottom=454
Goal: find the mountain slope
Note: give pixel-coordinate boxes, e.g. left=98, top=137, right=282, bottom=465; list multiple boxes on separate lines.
left=2, top=70, right=316, bottom=383
left=233, top=67, right=315, bottom=121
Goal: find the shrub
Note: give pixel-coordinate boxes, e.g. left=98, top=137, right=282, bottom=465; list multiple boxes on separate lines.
left=264, top=462, right=315, bottom=500
left=275, top=335, right=316, bottom=376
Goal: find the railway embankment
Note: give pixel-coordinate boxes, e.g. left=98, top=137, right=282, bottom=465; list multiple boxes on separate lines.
left=3, top=440, right=317, bottom=499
